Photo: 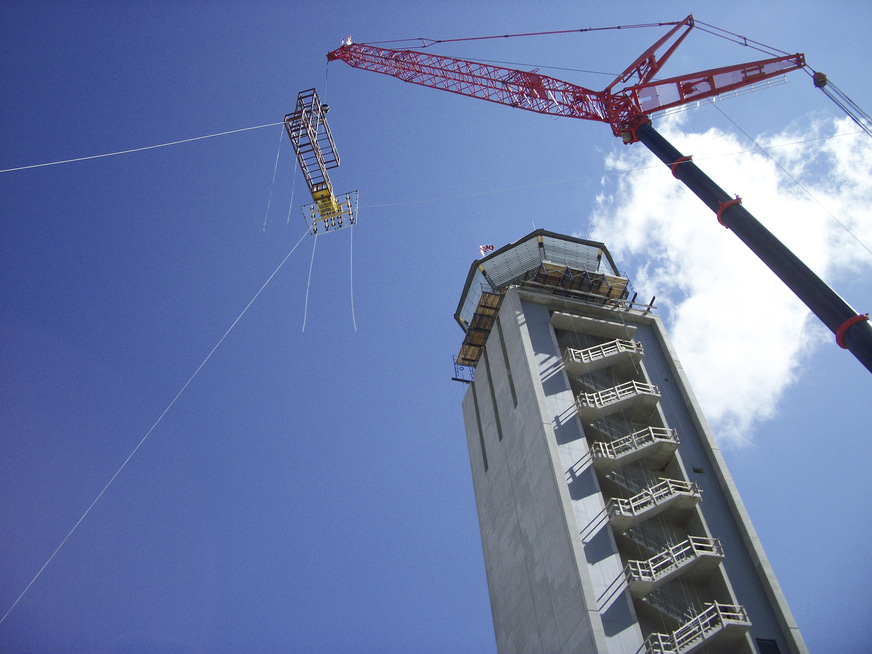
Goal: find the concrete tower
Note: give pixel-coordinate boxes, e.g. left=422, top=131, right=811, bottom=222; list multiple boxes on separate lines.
left=454, top=230, right=806, bottom=654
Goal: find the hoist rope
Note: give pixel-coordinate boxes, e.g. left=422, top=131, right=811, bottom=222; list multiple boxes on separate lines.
left=358, top=18, right=794, bottom=62
left=0, top=121, right=285, bottom=174
left=263, top=126, right=285, bottom=231
left=712, top=102, right=872, bottom=259
left=815, top=77, right=872, bottom=139
left=0, top=227, right=310, bottom=627
left=693, top=21, right=792, bottom=58
left=302, top=233, right=318, bottom=331
left=361, top=21, right=685, bottom=49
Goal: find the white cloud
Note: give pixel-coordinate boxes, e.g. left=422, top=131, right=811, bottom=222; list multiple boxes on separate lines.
left=589, top=115, right=872, bottom=446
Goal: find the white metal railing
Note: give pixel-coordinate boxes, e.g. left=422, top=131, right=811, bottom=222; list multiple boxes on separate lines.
left=607, top=478, right=700, bottom=519
left=577, top=380, right=660, bottom=410
left=644, top=603, right=751, bottom=654
left=591, top=427, right=678, bottom=460
left=626, top=536, right=723, bottom=584
left=565, top=338, right=643, bottom=366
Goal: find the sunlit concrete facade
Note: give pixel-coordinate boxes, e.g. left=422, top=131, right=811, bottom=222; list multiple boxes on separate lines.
left=455, top=230, right=806, bottom=654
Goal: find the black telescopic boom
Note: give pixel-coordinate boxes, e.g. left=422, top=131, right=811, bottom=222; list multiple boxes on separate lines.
left=635, top=121, right=872, bottom=374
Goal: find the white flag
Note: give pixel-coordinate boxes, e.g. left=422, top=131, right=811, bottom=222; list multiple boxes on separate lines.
left=478, top=244, right=495, bottom=257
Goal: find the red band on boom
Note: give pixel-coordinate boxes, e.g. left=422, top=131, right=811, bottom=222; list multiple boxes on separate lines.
left=716, top=196, right=742, bottom=227
left=836, top=313, right=870, bottom=349
left=670, top=156, right=692, bottom=178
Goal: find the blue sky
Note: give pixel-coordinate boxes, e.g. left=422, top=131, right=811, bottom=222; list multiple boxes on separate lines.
left=2, top=2, right=871, bottom=652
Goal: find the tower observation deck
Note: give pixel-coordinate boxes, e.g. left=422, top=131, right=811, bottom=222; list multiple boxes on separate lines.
left=455, top=231, right=629, bottom=369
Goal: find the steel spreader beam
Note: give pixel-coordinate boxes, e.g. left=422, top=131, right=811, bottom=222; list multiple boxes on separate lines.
left=636, top=121, right=872, bottom=373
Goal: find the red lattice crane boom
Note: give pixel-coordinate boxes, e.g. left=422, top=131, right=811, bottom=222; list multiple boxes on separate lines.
left=327, top=17, right=804, bottom=140
left=326, top=17, right=872, bottom=372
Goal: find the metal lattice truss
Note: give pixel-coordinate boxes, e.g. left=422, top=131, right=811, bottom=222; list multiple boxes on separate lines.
left=328, top=18, right=804, bottom=139
left=284, top=88, right=357, bottom=234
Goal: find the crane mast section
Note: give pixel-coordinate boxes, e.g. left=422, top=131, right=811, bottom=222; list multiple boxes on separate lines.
left=328, top=44, right=609, bottom=123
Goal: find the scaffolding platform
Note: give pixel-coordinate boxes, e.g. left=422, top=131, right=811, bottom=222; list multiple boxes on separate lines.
left=456, top=291, right=504, bottom=367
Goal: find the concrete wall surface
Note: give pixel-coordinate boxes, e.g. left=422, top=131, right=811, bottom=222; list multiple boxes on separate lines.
left=460, top=285, right=806, bottom=654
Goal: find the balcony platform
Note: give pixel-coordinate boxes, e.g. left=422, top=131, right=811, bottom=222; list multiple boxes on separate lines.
left=577, top=380, right=660, bottom=423
left=591, top=427, right=679, bottom=473
left=626, top=537, right=724, bottom=598
left=564, top=338, right=644, bottom=377
left=645, top=603, right=751, bottom=654
left=607, top=478, right=701, bottom=532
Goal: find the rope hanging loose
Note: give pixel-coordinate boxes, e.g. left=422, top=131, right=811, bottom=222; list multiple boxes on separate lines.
left=302, top=234, right=318, bottom=332
left=0, top=228, right=310, bottom=627
left=286, top=154, right=299, bottom=224
left=263, top=126, right=285, bottom=231
left=349, top=224, right=357, bottom=332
